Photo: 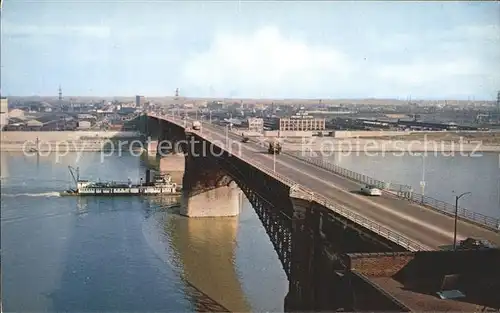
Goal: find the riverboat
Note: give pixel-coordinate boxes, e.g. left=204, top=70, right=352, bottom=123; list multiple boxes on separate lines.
left=61, top=166, right=180, bottom=196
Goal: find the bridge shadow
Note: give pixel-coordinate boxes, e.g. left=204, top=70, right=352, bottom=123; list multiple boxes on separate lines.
left=162, top=204, right=251, bottom=312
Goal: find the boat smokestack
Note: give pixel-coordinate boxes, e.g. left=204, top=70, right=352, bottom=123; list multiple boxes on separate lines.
left=145, top=169, right=151, bottom=183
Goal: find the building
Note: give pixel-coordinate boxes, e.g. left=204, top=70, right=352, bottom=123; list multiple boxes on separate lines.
left=135, top=95, right=145, bottom=107
left=20, top=114, right=77, bottom=131
left=279, top=111, right=325, bottom=132
left=263, top=117, right=280, bottom=130
left=0, top=97, right=9, bottom=129
left=247, top=117, right=264, bottom=133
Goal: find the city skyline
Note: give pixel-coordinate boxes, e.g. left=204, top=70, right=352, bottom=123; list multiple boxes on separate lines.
left=1, top=1, right=499, bottom=100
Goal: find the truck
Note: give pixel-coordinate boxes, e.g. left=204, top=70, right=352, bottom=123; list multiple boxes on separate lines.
left=241, top=133, right=250, bottom=143
left=192, top=121, right=201, bottom=130
left=268, top=141, right=282, bottom=154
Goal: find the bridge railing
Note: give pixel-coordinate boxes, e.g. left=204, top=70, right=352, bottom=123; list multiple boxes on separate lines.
left=149, top=114, right=431, bottom=251
left=297, top=192, right=430, bottom=252
left=401, top=192, right=500, bottom=231
left=282, top=151, right=500, bottom=232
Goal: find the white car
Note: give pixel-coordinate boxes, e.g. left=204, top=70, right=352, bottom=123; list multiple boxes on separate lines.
left=361, top=185, right=382, bottom=196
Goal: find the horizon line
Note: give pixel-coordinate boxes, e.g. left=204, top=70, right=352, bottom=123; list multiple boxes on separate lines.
left=2, top=95, right=496, bottom=102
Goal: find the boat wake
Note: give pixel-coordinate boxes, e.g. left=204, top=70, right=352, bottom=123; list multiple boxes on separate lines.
left=2, top=192, right=61, bottom=198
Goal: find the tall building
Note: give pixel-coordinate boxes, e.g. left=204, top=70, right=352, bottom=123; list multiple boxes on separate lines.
left=135, top=95, right=145, bottom=107
left=279, top=110, right=325, bottom=132
left=0, top=97, right=8, bottom=129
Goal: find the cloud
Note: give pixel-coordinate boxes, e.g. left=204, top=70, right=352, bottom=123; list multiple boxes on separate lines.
left=180, top=26, right=355, bottom=98
left=180, top=25, right=499, bottom=99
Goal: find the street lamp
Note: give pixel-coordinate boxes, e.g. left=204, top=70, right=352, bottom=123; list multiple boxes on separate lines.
left=453, top=191, right=471, bottom=251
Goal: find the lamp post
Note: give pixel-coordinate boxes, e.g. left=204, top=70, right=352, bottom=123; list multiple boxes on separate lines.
left=453, top=191, right=471, bottom=251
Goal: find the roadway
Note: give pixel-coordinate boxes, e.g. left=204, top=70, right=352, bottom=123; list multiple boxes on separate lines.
left=152, top=115, right=500, bottom=250
left=196, top=121, right=500, bottom=250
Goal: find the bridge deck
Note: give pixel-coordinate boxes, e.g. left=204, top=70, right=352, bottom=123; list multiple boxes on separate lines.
left=152, top=115, right=500, bottom=250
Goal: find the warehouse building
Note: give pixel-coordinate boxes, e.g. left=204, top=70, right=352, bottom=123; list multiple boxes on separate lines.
left=279, top=111, right=325, bottom=132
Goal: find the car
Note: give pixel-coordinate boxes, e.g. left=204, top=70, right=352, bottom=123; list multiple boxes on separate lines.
left=360, top=185, right=382, bottom=196
left=458, top=237, right=496, bottom=250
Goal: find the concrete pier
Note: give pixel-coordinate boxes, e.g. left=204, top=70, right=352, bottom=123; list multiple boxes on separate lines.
left=180, top=181, right=242, bottom=217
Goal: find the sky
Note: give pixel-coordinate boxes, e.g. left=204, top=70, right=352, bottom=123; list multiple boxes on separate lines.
left=1, top=1, right=499, bottom=100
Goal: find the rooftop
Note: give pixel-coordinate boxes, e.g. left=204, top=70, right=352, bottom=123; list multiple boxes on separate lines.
left=346, top=250, right=500, bottom=312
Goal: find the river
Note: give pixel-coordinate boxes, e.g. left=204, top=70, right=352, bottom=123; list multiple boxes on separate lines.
left=0, top=152, right=287, bottom=312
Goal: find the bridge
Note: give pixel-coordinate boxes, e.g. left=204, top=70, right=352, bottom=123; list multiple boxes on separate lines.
left=143, top=112, right=500, bottom=312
